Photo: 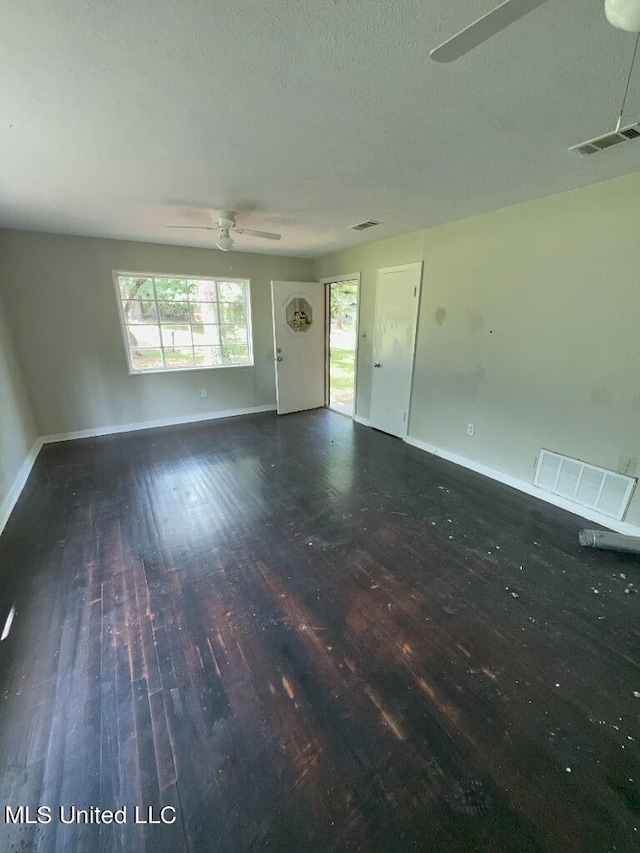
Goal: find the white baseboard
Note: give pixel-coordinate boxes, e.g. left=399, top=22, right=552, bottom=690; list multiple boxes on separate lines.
left=1, top=407, right=276, bottom=538
left=0, top=438, right=43, bottom=537
left=404, top=435, right=640, bottom=536
left=41, top=404, right=277, bottom=444
left=6, top=417, right=637, bottom=541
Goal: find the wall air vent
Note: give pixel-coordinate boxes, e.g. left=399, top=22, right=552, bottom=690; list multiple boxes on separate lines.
left=534, top=449, right=636, bottom=521
left=350, top=220, right=382, bottom=231
left=569, top=121, right=640, bottom=156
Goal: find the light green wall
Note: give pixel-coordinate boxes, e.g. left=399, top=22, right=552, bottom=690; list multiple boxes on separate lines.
left=0, top=287, right=38, bottom=522
left=316, top=171, right=640, bottom=527
left=2, top=172, right=639, bottom=526
left=0, top=231, right=313, bottom=436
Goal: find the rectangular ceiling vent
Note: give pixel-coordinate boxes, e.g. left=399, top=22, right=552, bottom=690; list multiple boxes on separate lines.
left=569, top=121, right=640, bottom=156
left=534, top=449, right=636, bottom=521
left=350, top=220, right=382, bottom=231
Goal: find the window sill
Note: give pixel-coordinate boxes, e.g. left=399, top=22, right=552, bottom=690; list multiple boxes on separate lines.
left=127, top=363, right=255, bottom=376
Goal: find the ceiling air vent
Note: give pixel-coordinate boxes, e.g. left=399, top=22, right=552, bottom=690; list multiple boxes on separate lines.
left=569, top=121, right=640, bottom=156
left=350, top=220, right=382, bottom=231
left=534, top=449, right=636, bottom=521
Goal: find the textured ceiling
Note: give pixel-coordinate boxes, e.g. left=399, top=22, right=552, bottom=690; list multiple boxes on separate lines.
left=2, top=0, right=640, bottom=257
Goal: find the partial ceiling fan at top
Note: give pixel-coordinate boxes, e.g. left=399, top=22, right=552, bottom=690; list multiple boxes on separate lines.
left=165, top=209, right=281, bottom=251
left=430, top=0, right=640, bottom=63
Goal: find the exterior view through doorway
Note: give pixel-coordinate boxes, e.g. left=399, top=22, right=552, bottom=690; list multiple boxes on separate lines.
left=326, top=278, right=359, bottom=417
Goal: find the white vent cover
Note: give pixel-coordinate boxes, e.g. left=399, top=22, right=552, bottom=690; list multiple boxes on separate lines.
left=350, top=220, right=382, bottom=231
left=534, top=449, right=636, bottom=521
left=569, top=121, right=640, bottom=156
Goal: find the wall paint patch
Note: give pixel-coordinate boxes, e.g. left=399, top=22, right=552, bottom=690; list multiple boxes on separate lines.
left=618, top=456, right=638, bottom=477
left=466, top=311, right=484, bottom=334
left=590, top=387, right=612, bottom=409
left=434, top=307, right=447, bottom=326
left=456, top=366, right=486, bottom=402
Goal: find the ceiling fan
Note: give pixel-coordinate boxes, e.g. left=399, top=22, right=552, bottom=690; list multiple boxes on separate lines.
left=430, top=0, right=640, bottom=63
left=166, top=209, right=281, bottom=251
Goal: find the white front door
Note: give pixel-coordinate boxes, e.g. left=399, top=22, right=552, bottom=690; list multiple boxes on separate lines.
left=370, top=263, right=422, bottom=437
left=271, top=281, right=325, bottom=415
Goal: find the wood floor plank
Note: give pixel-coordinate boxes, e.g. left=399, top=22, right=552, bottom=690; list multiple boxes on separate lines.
left=0, top=410, right=638, bottom=851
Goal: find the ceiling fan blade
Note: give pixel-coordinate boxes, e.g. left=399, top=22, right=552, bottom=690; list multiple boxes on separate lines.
left=234, top=227, right=281, bottom=241
left=164, top=225, right=215, bottom=230
left=430, top=0, right=549, bottom=63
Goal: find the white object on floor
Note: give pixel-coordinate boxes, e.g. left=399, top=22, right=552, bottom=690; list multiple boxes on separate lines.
left=1, top=605, right=16, bottom=641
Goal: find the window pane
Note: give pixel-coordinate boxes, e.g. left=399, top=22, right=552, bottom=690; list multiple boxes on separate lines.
left=194, top=346, right=222, bottom=367
left=118, top=276, right=154, bottom=300
left=165, top=347, right=195, bottom=368
left=118, top=274, right=251, bottom=373
left=127, top=325, right=161, bottom=347
left=131, top=348, right=163, bottom=370
left=158, top=301, right=189, bottom=323
left=218, top=302, right=245, bottom=324
left=192, top=324, right=220, bottom=346
left=122, top=300, right=157, bottom=324
left=220, top=325, right=247, bottom=346
left=187, top=279, right=218, bottom=302
left=222, top=344, right=249, bottom=364
left=190, top=302, right=219, bottom=324
left=161, top=324, right=193, bottom=348
left=218, top=281, right=244, bottom=302
left=155, top=277, right=190, bottom=301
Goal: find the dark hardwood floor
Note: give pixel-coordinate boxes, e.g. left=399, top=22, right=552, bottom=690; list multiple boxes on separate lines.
left=0, top=410, right=638, bottom=852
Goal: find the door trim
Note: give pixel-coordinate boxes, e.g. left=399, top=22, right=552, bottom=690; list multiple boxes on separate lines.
left=320, top=272, right=361, bottom=285
left=373, top=262, right=423, bottom=439
left=376, top=262, right=422, bottom=276
left=322, top=273, right=361, bottom=417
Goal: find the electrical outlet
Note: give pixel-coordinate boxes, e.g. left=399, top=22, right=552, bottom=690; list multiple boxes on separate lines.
left=467, top=423, right=475, bottom=436
left=201, top=389, right=208, bottom=399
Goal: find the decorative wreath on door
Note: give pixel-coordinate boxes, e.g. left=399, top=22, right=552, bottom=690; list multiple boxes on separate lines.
left=286, top=297, right=313, bottom=332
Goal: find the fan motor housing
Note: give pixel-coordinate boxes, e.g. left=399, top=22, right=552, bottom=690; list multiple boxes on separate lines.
left=214, top=210, right=237, bottom=228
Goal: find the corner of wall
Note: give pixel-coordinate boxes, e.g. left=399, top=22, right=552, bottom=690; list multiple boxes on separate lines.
left=0, top=437, right=43, bottom=537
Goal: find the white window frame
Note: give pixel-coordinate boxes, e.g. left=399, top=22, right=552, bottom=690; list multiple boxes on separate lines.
left=113, top=270, right=254, bottom=375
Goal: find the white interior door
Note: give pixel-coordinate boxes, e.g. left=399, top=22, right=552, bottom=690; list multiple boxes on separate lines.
left=271, top=281, right=325, bottom=415
left=370, top=263, right=422, bottom=437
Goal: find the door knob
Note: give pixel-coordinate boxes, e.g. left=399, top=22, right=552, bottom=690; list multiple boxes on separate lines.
left=276, top=355, right=283, bottom=361
left=374, top=362, right=381, bottom=368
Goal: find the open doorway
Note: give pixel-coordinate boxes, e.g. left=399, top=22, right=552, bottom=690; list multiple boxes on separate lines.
left=326, top=279, right=359, bottom=417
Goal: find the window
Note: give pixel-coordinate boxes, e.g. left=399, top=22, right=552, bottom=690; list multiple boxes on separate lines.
left=114, top=273, right=253, bottom=373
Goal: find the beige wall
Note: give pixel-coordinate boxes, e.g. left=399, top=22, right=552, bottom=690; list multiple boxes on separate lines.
left=0, top=287, right=38, bottom=524
left=316, top=171, right=640, bottom=527
left=0, top=231, right=313, bottom=436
